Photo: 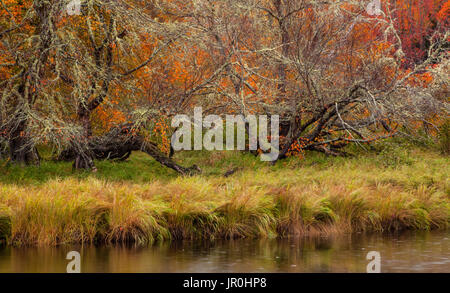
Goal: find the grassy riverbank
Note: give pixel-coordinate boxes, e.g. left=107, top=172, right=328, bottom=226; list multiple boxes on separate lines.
left=0, top=143, right=448, bottom=246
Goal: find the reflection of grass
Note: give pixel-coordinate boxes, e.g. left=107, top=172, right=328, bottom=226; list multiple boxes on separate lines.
left=0, top=147, right=448, bottom=246
left=2, top=231, right=445, bottom=273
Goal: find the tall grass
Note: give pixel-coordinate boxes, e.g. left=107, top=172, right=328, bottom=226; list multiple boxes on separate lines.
left=0, top=148, right=448, bottom=246
left=0, top=204, right=11, bottom=244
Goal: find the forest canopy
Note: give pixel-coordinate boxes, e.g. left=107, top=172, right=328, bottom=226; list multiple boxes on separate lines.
left=0, top=0, right=448, bottom=173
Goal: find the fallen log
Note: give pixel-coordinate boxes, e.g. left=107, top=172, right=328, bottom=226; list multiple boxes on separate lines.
left=58, top=124, right=200, bottom=176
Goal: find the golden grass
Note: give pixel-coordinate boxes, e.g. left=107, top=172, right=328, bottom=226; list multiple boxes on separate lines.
left=0, top=152, right=448, bottom=246
left=0, top=204, right=11, bottom=244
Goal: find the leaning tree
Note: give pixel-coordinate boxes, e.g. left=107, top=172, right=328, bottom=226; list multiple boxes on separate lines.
left=192, top=0, right=449, bottom=161
left=0, top=0, right=53, bottom=164
left=0, top=0, right=201, bottom=174
left=142, top=0, right=449, bottom=162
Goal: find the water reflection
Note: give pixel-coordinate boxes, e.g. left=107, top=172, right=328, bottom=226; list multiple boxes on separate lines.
left=0, top=231, right=448, bottom=273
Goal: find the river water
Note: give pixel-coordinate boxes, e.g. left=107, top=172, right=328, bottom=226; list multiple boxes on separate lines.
left=0, top=230, right=448, bottom=273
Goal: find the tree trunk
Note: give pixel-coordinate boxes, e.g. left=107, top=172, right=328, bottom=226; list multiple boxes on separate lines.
left=59, top=123, right=200, bottom=176
left=141, top=141, right=200, bottom=176
left=8, top=121, right=40, bottom=165
left=73, top=104, right=96, bottom=171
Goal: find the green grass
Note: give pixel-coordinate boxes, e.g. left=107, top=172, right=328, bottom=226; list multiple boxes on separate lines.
left=0, top=142, right=448, bottom=246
